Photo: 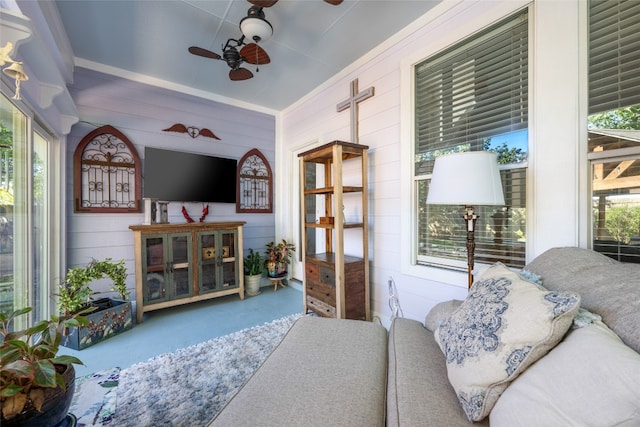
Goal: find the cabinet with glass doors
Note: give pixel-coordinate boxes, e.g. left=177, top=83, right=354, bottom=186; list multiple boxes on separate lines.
left=130, top=222, right=245, bottom=322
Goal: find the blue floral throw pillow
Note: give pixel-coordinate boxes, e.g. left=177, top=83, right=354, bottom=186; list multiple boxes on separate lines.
left=434, top=262, right=580, bottom=422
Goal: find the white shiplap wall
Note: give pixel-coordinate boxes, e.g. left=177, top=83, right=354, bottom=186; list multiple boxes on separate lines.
left=62, top=0, right=588, bottom=323
left=66, top=67, right=277, bottom=298
left=279, top=0, right=586, bottom=326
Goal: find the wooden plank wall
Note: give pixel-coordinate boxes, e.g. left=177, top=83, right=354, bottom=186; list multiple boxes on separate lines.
left=65, top=67, right=276, bottom=298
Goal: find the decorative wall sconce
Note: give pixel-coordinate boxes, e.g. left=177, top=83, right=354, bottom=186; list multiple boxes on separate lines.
left=0, top=42, right=29, bottom=100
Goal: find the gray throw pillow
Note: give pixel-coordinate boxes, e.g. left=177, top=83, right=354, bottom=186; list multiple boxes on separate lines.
left=425, top=300, right=463, bottom=332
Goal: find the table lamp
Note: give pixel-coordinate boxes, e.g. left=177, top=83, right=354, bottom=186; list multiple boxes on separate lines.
left=426, top=151, right=505, bottom=288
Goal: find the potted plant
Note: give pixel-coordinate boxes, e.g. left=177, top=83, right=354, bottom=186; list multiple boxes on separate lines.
left=265, top=239, right=296, bottom=277
left=244, top=248, right=264, bottom=297
left=1, top=307, right=85, bottom=426
left=58, top=258, right=133, bottom=350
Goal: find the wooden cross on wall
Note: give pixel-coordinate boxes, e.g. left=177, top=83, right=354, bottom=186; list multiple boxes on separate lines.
left=336, top=78, right=375, bottom=144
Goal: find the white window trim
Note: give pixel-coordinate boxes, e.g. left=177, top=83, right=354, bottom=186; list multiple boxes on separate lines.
left=1, top=79, right=64, bottom=319
left=399, top=1, right=530, bottom=287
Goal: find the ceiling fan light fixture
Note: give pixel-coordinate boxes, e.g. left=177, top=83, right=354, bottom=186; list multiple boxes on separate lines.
left=240, top=7, right=273, bottom=43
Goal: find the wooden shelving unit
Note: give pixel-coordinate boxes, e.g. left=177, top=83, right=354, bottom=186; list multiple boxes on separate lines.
left=298, top=141, right=369, bottom=320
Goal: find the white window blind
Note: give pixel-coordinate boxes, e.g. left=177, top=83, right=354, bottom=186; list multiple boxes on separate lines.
left=589, top=0, right=640, bottom=115
left=415, top=11, right=528, bottom=173
left=415, top=10, right=528, bottom=269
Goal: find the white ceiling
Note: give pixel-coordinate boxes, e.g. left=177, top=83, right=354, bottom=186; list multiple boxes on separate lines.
left=53, top=0, right=440, bottom=111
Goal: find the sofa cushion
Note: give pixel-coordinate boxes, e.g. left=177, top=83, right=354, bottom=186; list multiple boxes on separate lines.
left=525, top=246, right=640, bottom=353
left=434, top=262, right=580, bottom=422
left=387, top=317, right=484, bottom=427
left=208, top=316, right=388, bottom=427
left=490, top=320, right=640, bottom=426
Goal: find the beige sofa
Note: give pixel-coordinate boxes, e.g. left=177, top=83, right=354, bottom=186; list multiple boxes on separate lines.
left=210, top=247, right=640, bottom=426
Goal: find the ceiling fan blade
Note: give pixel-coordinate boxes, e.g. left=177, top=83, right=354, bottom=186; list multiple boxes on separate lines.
left=229, top=68, right=254, bottom=81
left=324, top=0, right=343, bottom=4
left=240, top=43, right=271, bottom=65
left=248, top=0, right=278, bottom=7
left=188, top=46, right=222, bottom=60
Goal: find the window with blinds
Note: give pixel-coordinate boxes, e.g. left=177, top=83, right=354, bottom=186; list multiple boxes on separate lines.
left=414, top=10, right=528, bottom=270
left=588, top=0, right=640, bottom=264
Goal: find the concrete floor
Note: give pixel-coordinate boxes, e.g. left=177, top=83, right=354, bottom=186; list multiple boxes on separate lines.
left=59, top=284, right=303, bottom=377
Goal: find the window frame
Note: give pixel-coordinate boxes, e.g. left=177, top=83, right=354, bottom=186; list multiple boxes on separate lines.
left=587, top=0, right=640, bottom=264
left=0, top=87, right=62, bottom=325
left=400, top=3, right=532, bottom=286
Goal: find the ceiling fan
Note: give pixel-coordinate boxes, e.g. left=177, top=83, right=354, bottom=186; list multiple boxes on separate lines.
left=247, top=0, right=343, bottom=6
left=189, top=0, right=343, bottom=81
left=188, top=38, right=269, bottom=81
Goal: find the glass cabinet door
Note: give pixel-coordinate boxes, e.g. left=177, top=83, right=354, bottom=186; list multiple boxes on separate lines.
left=220, top=230, right=238, bottom=289
left=142, top=232, right=192, bottom=304
left=170, top=233, right=192, bottom=298
left=143, top=235, right=168, bottom=304
left=198, top=230, right=238, bottom=293
left=200, top=233, right=217, bottom=293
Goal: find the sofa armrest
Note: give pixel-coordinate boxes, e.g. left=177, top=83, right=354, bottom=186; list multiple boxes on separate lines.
left=387, top=318, right=485, bottom=427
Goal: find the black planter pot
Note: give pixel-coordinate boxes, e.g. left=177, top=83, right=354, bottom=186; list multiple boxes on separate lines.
left=1, top=364, right=75, bottom=427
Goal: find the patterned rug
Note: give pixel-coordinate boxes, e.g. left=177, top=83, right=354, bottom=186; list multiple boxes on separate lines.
left=70, top=368, right=120, bottom=426
left=80, top=313, right=301, bottom=426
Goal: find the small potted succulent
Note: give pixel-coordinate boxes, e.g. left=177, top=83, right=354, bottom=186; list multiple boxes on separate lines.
left=244, top=248, right=264, bottom=296
left=0, top=307, right=85, bottom=426
left=58, top=258, right=133, bottom=350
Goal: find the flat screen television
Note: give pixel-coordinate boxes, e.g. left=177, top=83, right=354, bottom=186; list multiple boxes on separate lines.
left=143, top=147, right=237, bottom=203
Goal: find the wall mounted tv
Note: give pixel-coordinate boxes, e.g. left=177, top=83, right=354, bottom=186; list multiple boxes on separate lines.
left=143, top=147, right=237, bottom=203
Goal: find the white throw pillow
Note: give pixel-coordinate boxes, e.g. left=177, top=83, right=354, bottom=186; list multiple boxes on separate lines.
left=491, top=320, right=640, bottom=426
left=434, top=262, right=580, bottom=422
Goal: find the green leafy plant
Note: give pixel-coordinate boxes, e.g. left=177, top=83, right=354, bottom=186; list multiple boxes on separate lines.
left=58, top=258, right=129, bottom=316
left=601, top=205, right=640, bottom=244
left=244, top=249, right=264, bottom=276
left=0, top=307, right=85, bottom=420
left=265, top=239, right=296, bottom=265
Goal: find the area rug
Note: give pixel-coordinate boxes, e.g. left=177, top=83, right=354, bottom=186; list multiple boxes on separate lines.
left=112, top=313, right=302, bottom=426
left=70, top=367, right=120, bottom=426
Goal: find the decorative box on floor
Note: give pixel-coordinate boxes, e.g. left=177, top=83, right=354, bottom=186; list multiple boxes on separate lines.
left=62, top=298, right=134, bottom=350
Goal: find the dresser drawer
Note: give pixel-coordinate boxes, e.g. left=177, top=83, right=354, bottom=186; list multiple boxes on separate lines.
left=306, top=296, right=336, bottom=318
left=319, top=265, right=335, bottom=286
left=305, top=262, right=336, bottom=286
left=306, top=281, right=336, bottom=306
left=305, top=262, right=319, bottom=283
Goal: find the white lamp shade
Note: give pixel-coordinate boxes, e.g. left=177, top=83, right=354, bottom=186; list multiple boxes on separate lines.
left=427, top=151, right=505, bottom=206
left=240, top=17, right=273, bottom=43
